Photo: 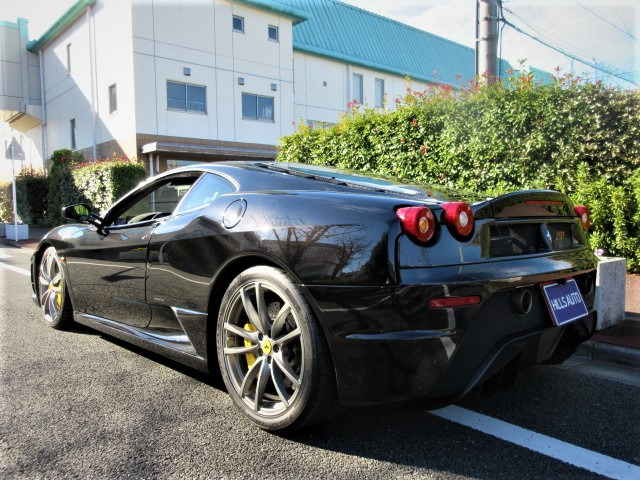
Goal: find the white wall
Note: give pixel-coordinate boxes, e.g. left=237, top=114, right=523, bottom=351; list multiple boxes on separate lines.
left=43, top=12, right=92, bottom=155
left=0, top=20, right=41, bottom=116
left=43, top=0, right=136, bottom=158
left=0, top=23, right=24, bottom=114
left=92, top=0, right=136, bottom=156
left=0, top=122, right=43, bottom=182
left=132, top=0, right=295, bottom=146
left=293, top=51, right=432, bottom=125
left=0, top=20, right=44, bottom=181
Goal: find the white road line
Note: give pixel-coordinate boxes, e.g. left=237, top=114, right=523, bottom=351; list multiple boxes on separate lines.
left=431, top=406, right=640, bottom=480
left=0, top=261, right=30, bottom=277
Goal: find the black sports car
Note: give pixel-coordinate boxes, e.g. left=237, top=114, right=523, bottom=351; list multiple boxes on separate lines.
left=31, top=161, right=597, bottom=430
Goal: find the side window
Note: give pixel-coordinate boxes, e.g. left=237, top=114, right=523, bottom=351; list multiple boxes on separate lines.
left=174, top=173, right=236, bottom=215
left=110, top=176, right=198, bottom=226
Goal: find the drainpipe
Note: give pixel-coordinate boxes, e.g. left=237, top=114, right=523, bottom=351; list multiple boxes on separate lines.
left=87, top=6, right=97, bottom=158
left=346, top=64, right=353, bottom=110
left=39, top=50, right=48, bottom=171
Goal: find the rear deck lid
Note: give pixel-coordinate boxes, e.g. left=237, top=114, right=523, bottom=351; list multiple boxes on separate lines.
left=488, top=190, right=575, bottom=218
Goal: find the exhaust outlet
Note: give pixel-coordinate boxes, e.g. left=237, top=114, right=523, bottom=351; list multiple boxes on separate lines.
left=511, top=288, right=532, bottom=315
left=581, top=275, right=594, bottom=296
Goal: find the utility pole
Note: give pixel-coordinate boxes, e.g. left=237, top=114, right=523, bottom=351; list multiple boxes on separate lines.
left=10, top=142, right=19, bottom=241
left=476, top=0, right=499, bottom=83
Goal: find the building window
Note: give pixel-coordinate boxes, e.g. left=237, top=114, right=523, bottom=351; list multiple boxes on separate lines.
left=375, top=78, right=384, bottom=108
left=268, top=25, right=279, bottom=42
left=233, top=15, right=244, bottom=33
left=353, top=73, right=363, bottom=104
left=166, top=81, right=206, bottom=113
left=109, top=84, right=117, bottom=114
left=70, top=118, right=76, bottom=149
left=242, top=93, right=274, bottom=122
left=66, top=43, right=71, bottom=74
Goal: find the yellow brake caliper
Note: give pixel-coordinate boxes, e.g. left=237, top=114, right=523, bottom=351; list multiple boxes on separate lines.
left=48, top=281, right=62, bottom=308
left=243, top=323, right=257, bottom=368
left=55, top=282, right=62, bottom=308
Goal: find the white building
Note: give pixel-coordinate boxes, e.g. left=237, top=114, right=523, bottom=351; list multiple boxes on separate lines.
left=0, top=0, right=489, bottom=179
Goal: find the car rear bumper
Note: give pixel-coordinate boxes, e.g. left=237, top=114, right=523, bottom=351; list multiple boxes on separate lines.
left=304, top=249, right=597, bottom=407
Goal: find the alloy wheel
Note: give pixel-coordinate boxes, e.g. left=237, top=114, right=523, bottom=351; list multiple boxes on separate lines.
left=38, top=248, right=66, bottom=324
left=221, top=280, right=304, bottom=416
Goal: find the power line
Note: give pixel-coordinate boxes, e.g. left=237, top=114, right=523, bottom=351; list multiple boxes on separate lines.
left=613, top=7, right=633, bottom=38
left=501, top=6, right=638, bottom=85
left=504, top=7, right=594, bottom=61
left=573, top=0, right=637, bottom=41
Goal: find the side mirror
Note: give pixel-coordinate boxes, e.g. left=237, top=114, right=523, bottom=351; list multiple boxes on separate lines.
left=62, top=203, right=93, bottom=222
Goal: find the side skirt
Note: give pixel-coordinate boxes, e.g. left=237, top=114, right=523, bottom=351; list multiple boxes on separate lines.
left=74, top=312, right=209, bottom=373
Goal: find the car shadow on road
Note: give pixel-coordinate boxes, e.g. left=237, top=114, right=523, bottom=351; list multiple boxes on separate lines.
left=67, top=322, right=102, bottom=336
left=94, top=330, right=226, bottom=390
left=69, top=330, right=609, bottom=478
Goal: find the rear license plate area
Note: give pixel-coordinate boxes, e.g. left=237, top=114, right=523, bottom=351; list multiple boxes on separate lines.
left=541, top=278, right=588, bottom=326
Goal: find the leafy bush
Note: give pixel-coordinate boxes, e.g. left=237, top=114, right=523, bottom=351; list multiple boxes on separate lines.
left=16, top=168, right=49, bottom=225
left=71, top=158, right=147, bottom=215
left=46, top=149, right=85, bottom=225
left=43, top=150, right=147, bottom=223
left=279, top=73, right=640, bottom=271
left=572, top=166, right=640, bottom=272
left=0, top=182, right=12, bottom=223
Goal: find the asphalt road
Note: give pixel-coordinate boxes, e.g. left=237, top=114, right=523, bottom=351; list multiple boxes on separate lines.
left=1, top=243, right=639, bottom=479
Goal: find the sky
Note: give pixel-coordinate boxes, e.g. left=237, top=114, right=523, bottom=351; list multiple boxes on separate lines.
left=3, top=0, right=638, bottom=87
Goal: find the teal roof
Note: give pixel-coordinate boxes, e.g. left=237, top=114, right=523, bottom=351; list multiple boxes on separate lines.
left=528, top=66, right=554, bottom=86
left=233, top=0, right=308, bottom=24
left=27, top=0, right=96, bottom=52
left=276, top=0, right=506, bottom=86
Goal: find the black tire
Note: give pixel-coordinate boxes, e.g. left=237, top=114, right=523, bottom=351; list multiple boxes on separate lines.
left=216, top=266, right=340, bottom=431
left=37, top=246, right=73, bottom=330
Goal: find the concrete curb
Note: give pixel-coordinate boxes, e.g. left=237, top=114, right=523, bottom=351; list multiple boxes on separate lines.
left=576, top=340, right=640, bottom=369
left=0, top=239, right=37, bottom=251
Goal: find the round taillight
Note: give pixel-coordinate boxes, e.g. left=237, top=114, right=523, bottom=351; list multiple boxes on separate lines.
left=574, top=206, right=590, bottom=232
left=442, top=202, right=474, bottom=238
left=396, top=206, right=436, bottom=243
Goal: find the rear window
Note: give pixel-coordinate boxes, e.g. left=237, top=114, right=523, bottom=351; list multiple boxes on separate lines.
left=175, top=173, right=236, bottom=214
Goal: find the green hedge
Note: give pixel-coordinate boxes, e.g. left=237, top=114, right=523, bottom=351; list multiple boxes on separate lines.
left=71, top=159, right=147, bottom=215
left=7, top=150, right=147, bottom=226
left=0, top=182, right=12, bottom=222
left=571, top=166, right=640, bottom=271
left=46, top=149, right=85, bottom=225
left=16, top=169, right=49, bottom=225
left=279, top=73, right=640, bottom=272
